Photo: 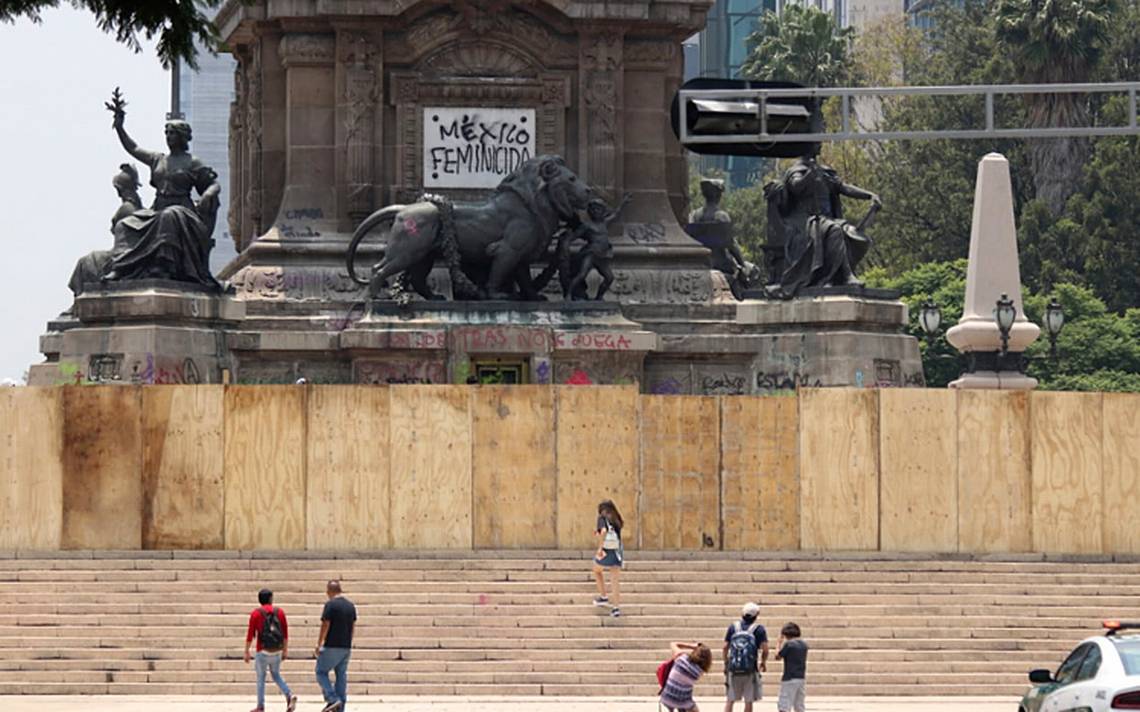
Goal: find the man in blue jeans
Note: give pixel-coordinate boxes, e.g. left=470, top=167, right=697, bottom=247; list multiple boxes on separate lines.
left=244, top=588, right=297, bottom=712
left=314, top=580, right=357, bottom=712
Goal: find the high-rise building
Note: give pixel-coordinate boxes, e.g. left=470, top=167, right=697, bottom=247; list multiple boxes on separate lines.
left=177, top=47, right=238, bottom=273
left=691, top=0, right=774, bottom=188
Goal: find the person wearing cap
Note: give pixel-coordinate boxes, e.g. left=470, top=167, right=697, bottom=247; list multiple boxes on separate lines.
left=722, top=601, right=768, bottom=712
left=244, top=588, right=297, bottom=712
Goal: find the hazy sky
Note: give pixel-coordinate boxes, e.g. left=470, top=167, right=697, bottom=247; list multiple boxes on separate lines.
left=0, top=6, right=169, bottom=381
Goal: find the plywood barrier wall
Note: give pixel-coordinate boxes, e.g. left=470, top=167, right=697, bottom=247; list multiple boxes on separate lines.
left=799, top=389, right=880, bottom=550
left=6, top=385, right=1140, bottom=554
left=957, top=390, right=1032, bottom=553
left=638, top=396, right=720, bottom=550
left=879, top=389, right=958, bottom=552
left=472, top=386, right=557, bottom=549
left=720, top=396, right=798, bottom=551
left=61, top=386, right=143, bottom=549
left=142, top=386, right=224, bottom=549
left=1031, top=391, right=1104, bottom=555
left=389, top=386, right=472, bottom=549
left=306, top=386, right=391, bottom=550
left=223, top=387, right=307, bottom=550
left=556, top=386, right=640, bottom=550
left=0, top=388, right=63, bottom=549
left=1103, top=393, right=1140, bottom=554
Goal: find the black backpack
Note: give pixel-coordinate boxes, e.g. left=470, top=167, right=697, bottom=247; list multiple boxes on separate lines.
left=260, top=607, right=284, bottom=650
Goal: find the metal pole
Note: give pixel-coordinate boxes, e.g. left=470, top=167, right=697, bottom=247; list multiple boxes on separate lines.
left=841, top=94, right=850, bottom=134
left=985, top=92, right=994, bottom=132
left=1130, top=88, right=1137, bottom=129
left=167, top=58, right=184, bottom=120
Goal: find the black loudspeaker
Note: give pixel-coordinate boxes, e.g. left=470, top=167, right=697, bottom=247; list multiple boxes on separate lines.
left=671, top=77, right=819, bottom=158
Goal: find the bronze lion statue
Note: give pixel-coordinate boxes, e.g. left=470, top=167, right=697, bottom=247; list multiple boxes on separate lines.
left=346, top=155, right=591, bottom=300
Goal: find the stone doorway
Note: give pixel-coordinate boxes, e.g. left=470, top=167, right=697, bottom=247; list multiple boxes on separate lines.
left=473, top=358, right=528, bottom=385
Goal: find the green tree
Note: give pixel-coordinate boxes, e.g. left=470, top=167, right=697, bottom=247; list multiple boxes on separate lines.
left=993, top=0, right=1116, bottom=212
left=854, top=0, right=1030, bottom=274
left=0, top=0, right=223, bottom=68
left=741, top=4, right=855, bottom=87
left=863, top=259, right=968, bottom=388
left=867, top=261, right=1140, bottom=392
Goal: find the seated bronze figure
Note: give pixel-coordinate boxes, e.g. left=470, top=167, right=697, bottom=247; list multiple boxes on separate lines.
left=99, top=88, right=222, bottom=289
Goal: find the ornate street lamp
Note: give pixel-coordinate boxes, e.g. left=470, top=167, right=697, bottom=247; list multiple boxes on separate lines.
left=1044, top=297, right=1065, bottom=360
left=993, top=293, right=1017, bottom=356
left=919, top=300, right=942, bottom=345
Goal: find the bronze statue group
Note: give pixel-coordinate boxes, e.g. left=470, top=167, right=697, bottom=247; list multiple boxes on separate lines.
left=74, top=89, right=880, bottom=307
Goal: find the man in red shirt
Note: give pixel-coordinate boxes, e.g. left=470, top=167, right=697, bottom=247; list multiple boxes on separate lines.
left=244, top=588, right=297, bottom=712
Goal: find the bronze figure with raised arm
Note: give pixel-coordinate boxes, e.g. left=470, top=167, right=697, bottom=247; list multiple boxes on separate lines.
left=100, top=87, right=222, bottom=289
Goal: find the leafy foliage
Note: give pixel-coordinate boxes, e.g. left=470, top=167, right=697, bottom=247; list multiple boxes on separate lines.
left=0, top=0, right=224, bottom=68
left=866, top=263, right=1140, bottom=391
left=741, top=4, right=855, bottom=87
left=993, top=0, right=1116, bottom=210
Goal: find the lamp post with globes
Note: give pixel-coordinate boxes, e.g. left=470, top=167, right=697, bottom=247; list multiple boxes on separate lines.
left=917, top=294, right=1065, bottom=384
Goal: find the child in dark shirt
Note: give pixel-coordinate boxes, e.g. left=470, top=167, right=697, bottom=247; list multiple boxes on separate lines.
left=776, top=622, right=809, bottom=712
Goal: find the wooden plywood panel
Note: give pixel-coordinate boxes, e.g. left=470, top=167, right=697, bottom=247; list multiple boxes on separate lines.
left=720, top=396, right=798, bottom=551
left=1031, top=391, right=1103, bottom=554
left=1104, top=393, right=1140, bottom=553
left=61, top=386, right=143, bottom=549
left=639, top=396, right=720, bottom=550
left=306, top=386, right=390, bottom=550
left=472, top=386, right=556, bottom=549
left=0, top=388, right=63, bottom=549
left=389, top=386, right=472, bottom=549
left=879, top=389, right=958, bottom=552
left=957, top=390, right=1032, bottom=553
left=555, top=387, right=639, bottom=550
left=799, top=388, right=878, bottom=551
left=142, top=386, right=224, bottom=549
left=223, top=386, right=306, bottom=550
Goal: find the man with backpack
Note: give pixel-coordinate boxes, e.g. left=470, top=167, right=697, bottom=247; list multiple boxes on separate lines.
left=722, top=601, right=768, bottom=712
left=244, top=588, right=297, bottom=712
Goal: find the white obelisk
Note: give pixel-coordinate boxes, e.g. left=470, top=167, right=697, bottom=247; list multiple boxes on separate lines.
left=946, top=153, right=1039, bottom=389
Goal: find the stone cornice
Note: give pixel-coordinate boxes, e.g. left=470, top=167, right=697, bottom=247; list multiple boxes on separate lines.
left=220, top=1, right=713, bottom=45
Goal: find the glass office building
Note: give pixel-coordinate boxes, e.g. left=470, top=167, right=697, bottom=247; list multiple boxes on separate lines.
left=177, top=45, right=238, bottom=273
left=691, top=0, right=776, bottom=188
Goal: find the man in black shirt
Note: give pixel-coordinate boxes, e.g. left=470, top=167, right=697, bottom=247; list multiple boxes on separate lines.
left=314, top=580, right=357, bottom=712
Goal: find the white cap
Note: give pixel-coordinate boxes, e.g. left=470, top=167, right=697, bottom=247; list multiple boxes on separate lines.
left=742, top=602, right=760, bottom=618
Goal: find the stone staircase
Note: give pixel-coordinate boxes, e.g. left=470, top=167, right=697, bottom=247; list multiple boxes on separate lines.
left=0, top=551, right=1135, bottom=696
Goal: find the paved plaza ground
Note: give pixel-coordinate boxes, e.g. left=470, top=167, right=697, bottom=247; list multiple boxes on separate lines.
left=1, top=696, right=1021, bottom=711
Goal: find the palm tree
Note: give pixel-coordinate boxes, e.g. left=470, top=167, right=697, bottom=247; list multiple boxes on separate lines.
left=741, top=4, right=855, bottom=88
left=993, top=0, right=1116, bottom=213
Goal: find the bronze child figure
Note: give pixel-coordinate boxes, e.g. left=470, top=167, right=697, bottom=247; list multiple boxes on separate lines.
left=562, top=193, right=631, bottom=301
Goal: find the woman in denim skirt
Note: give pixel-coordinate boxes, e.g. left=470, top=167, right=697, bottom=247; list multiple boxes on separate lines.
left=591, top=499, right=625, bottom=617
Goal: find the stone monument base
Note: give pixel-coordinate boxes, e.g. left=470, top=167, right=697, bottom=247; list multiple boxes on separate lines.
left=638, top=294, right=923, bottom=395
left=230, top=301, right=656, bottom=386
left=29, top=281, right=245, bottom=385
left=31, top=288, right=924, bottom=393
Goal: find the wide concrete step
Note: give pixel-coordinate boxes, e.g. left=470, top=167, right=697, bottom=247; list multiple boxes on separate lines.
left=0, top=552, right=1126, bottom=697
left=0, top=681, right=1033, bottom=696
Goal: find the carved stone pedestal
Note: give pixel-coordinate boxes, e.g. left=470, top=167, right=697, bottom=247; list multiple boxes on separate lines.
left=639, top=294, right=923, bottom=395
left=29, top=281, right=245, bottom=386
left=341, top=301, right=656, bottom=385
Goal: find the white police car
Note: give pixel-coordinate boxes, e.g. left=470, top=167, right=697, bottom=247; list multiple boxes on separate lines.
left=1020, top=622, right=1140, bottom=712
